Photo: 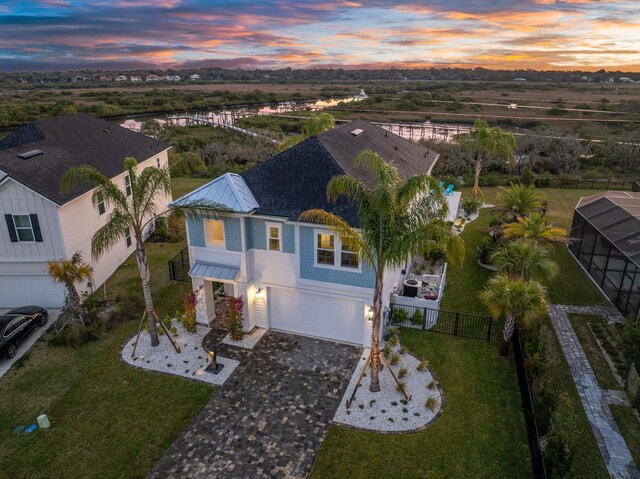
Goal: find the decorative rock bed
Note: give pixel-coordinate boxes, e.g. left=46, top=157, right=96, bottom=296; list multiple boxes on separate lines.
left=333, top=339, right=444, bottom=433
left=222, top=327, right=266, bottom=349
left=121, top=323, right=239, bottom=386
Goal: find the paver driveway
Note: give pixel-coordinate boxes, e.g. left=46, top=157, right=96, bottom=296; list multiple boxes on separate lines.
left=148, top=329, right=361, bottom=479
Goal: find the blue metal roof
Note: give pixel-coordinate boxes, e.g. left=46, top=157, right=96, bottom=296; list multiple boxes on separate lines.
left=188, top=262, right=239, bottom=281
left=172, top=172, right=259, bottom=213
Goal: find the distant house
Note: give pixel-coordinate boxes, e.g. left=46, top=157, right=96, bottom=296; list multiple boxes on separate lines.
left=115, top=75, right=128, bottom=82
left=620, top=77, right=634, bottom=83
left=168, top=75, right=181, bottom=82
left=514, top=78, right=527, bottom=82
left=173, top=120, right=447, bottom=346
left=569, top=191, right=640, bottom=319
left=70, top=76, right=85, bottom=82
left=130, top=75, right=142, bottom=82
left=146, top=74, right=160, bottom=82
left=99, top=76, right=112, bottom=82
left=190, top=74, right=201, bottom=80
left=0, top=114, right=171, bottom=308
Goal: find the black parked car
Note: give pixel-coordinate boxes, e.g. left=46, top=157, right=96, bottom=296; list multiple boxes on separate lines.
left=0, top=306, right=48, bottom=359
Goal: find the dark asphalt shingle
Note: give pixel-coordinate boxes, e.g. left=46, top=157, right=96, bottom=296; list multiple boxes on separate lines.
left=0, top=113, right=170, bottom=205
left=241, top=120, right=438, bottom=225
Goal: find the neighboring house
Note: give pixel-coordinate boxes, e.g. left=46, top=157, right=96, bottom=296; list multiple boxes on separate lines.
left=0, top=113, right=171, bottom=308
left=146, top=74, right=160, bottom=82
left=168, top=75, right=181, bottom=82
left=174, top=120, right=440, bottom=346
left=115, top=75, right=128, bottom=82
left=190, top=74, right=201, bottom=80
left=130, top=75, right=142, bottom=82
left=569, top=191, right=640, bottom=320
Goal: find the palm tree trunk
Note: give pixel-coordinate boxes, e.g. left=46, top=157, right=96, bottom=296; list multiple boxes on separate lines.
left=369, top=269, right=384, bottom=392
left=135, top=242, right=159, bottom=347
left=472, top=154, right=483, bottom=196
left=66, top=283, right=85, bottom=326
left=500, top=313, right=516, bottom=356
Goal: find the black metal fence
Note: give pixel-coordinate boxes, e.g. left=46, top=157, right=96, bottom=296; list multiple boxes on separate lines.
left=513, top=328, right=548, bottom=479
left=168, top=247, right=190, bottom=282
left=535, top=177, right=637, bottom=191
left=389, top=303, right=502, bottom=341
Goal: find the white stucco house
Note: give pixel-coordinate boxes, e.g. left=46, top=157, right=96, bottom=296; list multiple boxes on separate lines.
left=0, top=113, right=171, bottom=308
left=174, top=120, right=443, bottom=346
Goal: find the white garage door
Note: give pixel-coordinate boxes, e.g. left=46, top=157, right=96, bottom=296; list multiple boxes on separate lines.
left=268, top=288, right=364, bottom=345
left=0, top=275, right=64, bottom=309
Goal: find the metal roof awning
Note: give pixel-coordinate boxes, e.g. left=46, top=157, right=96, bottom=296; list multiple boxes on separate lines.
left=188, top=262, right=239, bottom=281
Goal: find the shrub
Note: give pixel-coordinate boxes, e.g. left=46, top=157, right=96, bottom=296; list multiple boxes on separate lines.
left=477, top=236, right=496, bottom=264
left=425, top=396, right=440, bottom=412
left=399, top=346, right=407, bottom=355
left=390, top=353, right=399, bottom=365
left=417, top=359, right=429, bottom=371
left=178, top=292, right=197, bottom=333
left=544, top=394, right=577, bottom=477
left=398, top=367, right=408, bottom=379
left=396, top=381, right=407, bottom=393
left=392, top=308, right=409, bottom=324
left=521, top=163, right=535, bottom=186
left=427, top=379, right=438, bottom=389
left=461, top=196, right=482, bottom=216
left=388, top=333, right=399, bottom=347
left=382, top=344, right=391, bottom=358
left=409, top=309, right=423, bottom=326
left=220, top=295, right=245, bottom=341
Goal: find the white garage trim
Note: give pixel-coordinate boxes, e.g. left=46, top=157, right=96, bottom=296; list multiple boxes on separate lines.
left=267, top=287, right=365, bottom=346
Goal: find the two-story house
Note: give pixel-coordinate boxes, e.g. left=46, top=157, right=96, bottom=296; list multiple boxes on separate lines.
left=0, top=113, right=170, bottom=308
left=175, top=120, right=440, bottom=346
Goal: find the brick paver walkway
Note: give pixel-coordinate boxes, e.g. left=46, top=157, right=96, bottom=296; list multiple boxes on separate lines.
left=147, top=330, right=360, bottom=479
left=549, top=304, right=640, bottom=479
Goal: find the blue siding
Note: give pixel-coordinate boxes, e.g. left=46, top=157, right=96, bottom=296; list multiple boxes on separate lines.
left=246, top=218, right=266, bottom=250
left=188, top=215, right=242, bottom=251
left=283, top=224, right=295, bottom=254
left=224, top=217, right=243, bottom=251
left=299, top=226, right=375, bottom=288
left=187, top=216, right=205, bottom=247
left=245, top=217, right=295, bottom=254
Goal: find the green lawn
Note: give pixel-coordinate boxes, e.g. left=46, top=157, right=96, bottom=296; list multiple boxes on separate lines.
left=312, top=330, right=532, bottom=479
left=0, top=178, right=214, bottom=479
left=568, top=314, right=621, bottom=390
left=611, top=405, right=640, bottom=468
left=171, top=176, right=210, bottom=199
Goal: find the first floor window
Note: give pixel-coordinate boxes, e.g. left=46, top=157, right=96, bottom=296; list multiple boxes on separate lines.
left=340, top=236, right=359, bottom=269
left=267, top=224, right=281, bottom=251
left=316, top=233, right=335, bottom=265
left=156, top=158, right=161, bottom=168
left=13, top=214, right=35, bottom=242
left=125, top=227, right=132, bottom=247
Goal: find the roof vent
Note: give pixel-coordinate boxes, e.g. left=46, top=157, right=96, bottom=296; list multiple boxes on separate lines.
left=350, top=128, right=364, bottom=137
left=17, top=149, right=43, bottom=159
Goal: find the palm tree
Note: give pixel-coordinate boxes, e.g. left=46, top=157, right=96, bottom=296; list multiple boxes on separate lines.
left=502, top=212, right=569, bottom=244
left=491, top=240, right=558, bottom=281
left=492, top=183, right=543, bottom=221
left=299, top=150, right=464, bottom=391
left=480, top=273, right=548, bottom=355
left=458, top=120, right=516, bottom=196
left=47, top=252, right=93, bottom=316
left=279, top=112, right=335, bottom=152
left=60, top=157, right=224, bottom=346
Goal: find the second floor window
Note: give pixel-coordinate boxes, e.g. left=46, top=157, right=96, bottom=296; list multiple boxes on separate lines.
left=13, top=214, right=35, bottom=242
left=267, top=223, right=281, bottom=251
left=97, top=191, right=105, bottom=215
left=205, top=219, right=225, bottom=247
left=125, top=227, right=132, bottom=247
left=340, top=236, right=359, bottom=269
left=124, top=175, right=132, bottom=197
left=316, top=233, right=335, bottom=265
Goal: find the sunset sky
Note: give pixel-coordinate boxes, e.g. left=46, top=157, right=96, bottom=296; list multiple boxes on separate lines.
left=1, top=0, right=639, bottom=72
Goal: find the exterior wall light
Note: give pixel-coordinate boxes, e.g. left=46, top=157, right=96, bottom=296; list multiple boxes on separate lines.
left=368, top=307, right=374, bottom=321
left=256, top=288, right=263, bottom=297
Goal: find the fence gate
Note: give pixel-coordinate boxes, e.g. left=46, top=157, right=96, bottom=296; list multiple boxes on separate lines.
left=168, top=247, right=190, bottom=283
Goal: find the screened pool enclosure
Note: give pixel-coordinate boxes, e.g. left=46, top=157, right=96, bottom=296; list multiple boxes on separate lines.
left=569, top=191, right=640, bottom=320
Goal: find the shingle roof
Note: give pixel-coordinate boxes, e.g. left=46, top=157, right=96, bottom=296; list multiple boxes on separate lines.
left=240, top=121, right=439, bottom=225
left=172, top=173, right=258, bottom=213
left=0, top=113, right=170, bottom=205
left=576, top=191, right=640, bottom=264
